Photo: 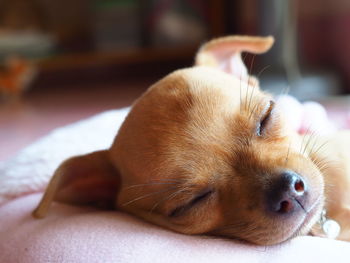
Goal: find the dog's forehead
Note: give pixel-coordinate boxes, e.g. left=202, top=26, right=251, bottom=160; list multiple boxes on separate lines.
left=113, top=66, right=268, bottom=181
left=149, top=66, right=268, bottom=120
left=141, top=67, right=256, bottom=171
left=148, top=66, right=260, bottom=111
left=166, top=66, right=245, bottom=97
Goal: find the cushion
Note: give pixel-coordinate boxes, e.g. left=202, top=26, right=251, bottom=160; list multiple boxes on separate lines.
left=1, top=193, right=350, bottom=263
left=1, top=100, right=350, bottom=262
left=0, top=108, right=129, bottom=205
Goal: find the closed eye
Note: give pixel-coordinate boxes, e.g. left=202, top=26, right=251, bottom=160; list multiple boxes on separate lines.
left=257, top=100, right=275, bottom=136
left=168, top=189, right=213, bottom=218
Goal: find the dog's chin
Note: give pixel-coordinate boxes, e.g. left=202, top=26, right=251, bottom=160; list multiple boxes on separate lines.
left=254, top=197, right=324, bottom=246
left=227, top=196, right=323, bottom=246
left=290, top=196, right=324, bottom=239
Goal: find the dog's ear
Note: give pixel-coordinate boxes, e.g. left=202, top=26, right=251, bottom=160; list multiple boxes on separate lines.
left=33, top=150, right=120, bottom=218
left=195, top=35, right=274, bottom=85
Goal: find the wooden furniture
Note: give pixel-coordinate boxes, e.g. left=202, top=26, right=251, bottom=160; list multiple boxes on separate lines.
left=30, top=0, right=227, bottom=72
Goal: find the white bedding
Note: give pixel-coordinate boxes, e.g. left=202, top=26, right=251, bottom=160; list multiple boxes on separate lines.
left=0, top=108, right=130, bottom=205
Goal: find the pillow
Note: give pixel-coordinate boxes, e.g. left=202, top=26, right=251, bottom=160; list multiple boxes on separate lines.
left=1, top=102, right=350, bottom=262
left=0, top=108, right=129, bottom=205
left=1, top=193, right=350, bottom=263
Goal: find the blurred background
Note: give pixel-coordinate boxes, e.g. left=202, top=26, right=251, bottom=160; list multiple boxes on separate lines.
left=1, top=0, right=350, bottom=160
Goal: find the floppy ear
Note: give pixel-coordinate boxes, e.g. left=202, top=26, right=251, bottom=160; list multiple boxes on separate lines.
left=32, top=150, right=120, bottom=218
left=195, top=35, right=274, bottom=85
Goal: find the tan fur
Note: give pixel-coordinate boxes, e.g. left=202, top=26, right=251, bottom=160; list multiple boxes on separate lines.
left=33, top=35, right=350, bottom=245
left=306, top=131, right=350, bottom=241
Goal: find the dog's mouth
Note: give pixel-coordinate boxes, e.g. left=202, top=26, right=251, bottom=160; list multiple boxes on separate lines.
left=248, top=195, right=324, bottom=245
left=278, top=198, right=323, bottom=245
left=287, top=195, right=324, bottom=241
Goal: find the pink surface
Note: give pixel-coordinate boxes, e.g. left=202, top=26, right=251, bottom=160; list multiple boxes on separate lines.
left=1, top=96, right=350, bottom=262
left=275, top=95, right=339, bottom=134
left=1, top=193, right=350, bottom=263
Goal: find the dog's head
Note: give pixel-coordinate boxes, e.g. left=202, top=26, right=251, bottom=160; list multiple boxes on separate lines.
left=35, top=36, right=324, bottom=245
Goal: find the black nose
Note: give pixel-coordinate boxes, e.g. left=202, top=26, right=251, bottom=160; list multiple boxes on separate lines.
left=266, top=171, right=307, bottom=214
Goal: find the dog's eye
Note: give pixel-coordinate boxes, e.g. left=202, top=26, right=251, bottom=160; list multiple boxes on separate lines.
left=257, top=100, right=275, bottom=136
left=168, top=189, right=213, bottom=218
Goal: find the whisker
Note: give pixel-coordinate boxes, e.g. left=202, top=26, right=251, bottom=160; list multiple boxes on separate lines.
left=247, top=54, right=256, bottom=84
left=214, top=222, right=249, bottom=232
left=299, top=134, right=307, bottom=156
left=246, top=65, right=271, bottom=120
left=122, top=187, right=178, bottom=207
left=247, top=82, right=257, bottom=115
left=125, top=182, right=180, bottom=189
left=313, top=157, right=335, bottom=173
left=308, top=133, right=320, bottom=158
left=245, top=80, right=250, bottom=112
left=311, top=140, right=330, bottom=157
left=256, top=65, right=271, bottom=79
left=317, top=162, right=333, bottom=173
left=299, top=126, right=312, bottom=156
left=151, top=178, right=184, bottom=182
left=284, top=141, right=292, bottom=166
left=240, top=53, right=248, bottom=114
left=302, top=131, right=317, bottom=156
left=149, top=187, right=191, bottom=214
left=278, top=85, right=290, bottom=97
left=240, top=73, right=243, bottom=114
left=247, top=65, right=271, bottom=114
left=248, top=101, right=259, bottom=120
left=245, top=55, right=256, bottom=111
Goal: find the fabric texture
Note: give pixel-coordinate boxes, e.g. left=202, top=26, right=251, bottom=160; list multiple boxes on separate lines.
left=1, top=193, right=350, bottom=263
left=0, top=108, right=129, bottom=205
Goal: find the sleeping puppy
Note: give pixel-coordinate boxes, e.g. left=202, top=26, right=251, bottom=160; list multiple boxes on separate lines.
left=33, top=36, right=350, bottom=245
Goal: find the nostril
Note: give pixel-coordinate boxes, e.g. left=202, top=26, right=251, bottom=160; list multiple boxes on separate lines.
left=266, top=171, right=308, bottom=214
left=294, top=179, right=305, bottom=193
left=277, top=200, right=293, bottom=213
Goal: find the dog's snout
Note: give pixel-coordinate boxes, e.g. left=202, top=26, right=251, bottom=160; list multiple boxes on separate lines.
left=266, top=171, right=307, bottom=214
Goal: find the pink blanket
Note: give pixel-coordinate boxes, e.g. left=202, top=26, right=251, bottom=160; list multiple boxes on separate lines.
left=1, top=193, right=350, bottom=262
left=1, top=97, right=350, bottom=262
